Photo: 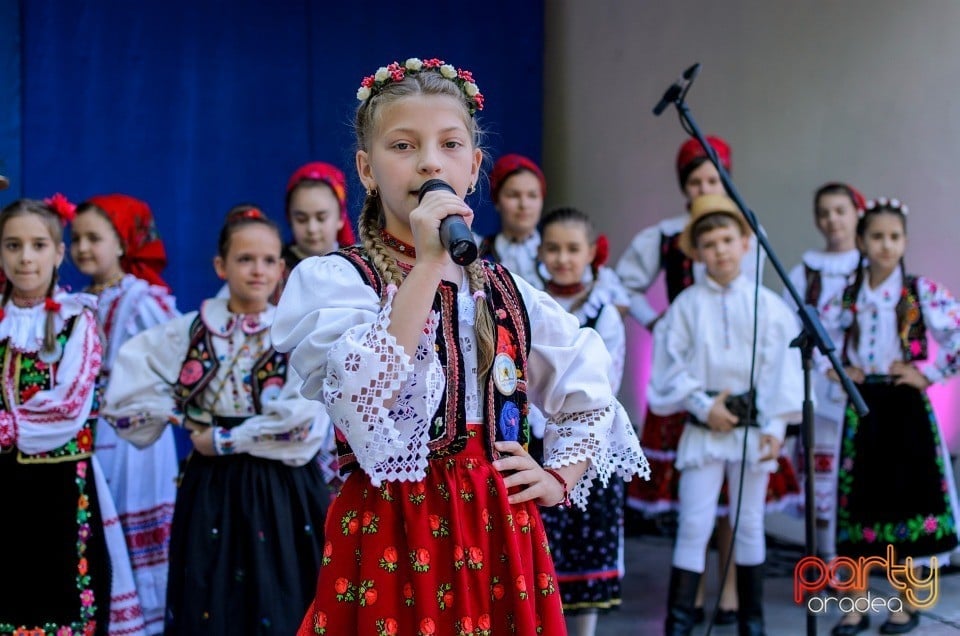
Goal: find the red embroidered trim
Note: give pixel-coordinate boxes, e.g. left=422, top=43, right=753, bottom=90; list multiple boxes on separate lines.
left=545, top=281, right=586, bottom=297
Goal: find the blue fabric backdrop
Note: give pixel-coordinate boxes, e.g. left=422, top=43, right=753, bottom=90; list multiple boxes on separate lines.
left=6, top=0, right=544, bottom=311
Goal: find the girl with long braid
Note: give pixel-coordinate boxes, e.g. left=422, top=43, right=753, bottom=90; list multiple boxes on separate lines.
left=272, top=57, right=649, bottom=635
left=822, top=198, right=960, bottom=635
left=0, top=197, right=145, bottom=635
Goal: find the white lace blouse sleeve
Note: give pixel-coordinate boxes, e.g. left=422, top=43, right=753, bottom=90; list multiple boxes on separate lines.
left=614, top=225, right=663, bottom=328
left=646, top=299, right=713, bottom=423
left=917, top=277, right=960, bottom=384
left=101, top=313, right=195, bottom=448
left=13, top=309, right=103, bottom=455
left=212, top=365, right=324, bottom=466
left=271, top=255, right=444, bottom=484
left=514, top=275, right=649, bottom=508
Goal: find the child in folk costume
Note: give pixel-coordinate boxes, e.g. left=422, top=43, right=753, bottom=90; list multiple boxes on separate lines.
left=102, top=206, right=328, bottom=635
left=821, top=198, right=960, bottom=635
left=284, top=161, right=356, bottom=269
left=536, top=207, right=627, bottom=636
left=478, top=153, right=547, bottom=286
left=71, top=194, right=180, bottom=634
left=647, top=194, right=802, bottom=636
left=782, top=182, right=864, bottom=563
left=271, top=56, right=649, bottom=636
left=0, top=197, right=146, bottom=636
left=617, top=136, right=773, bottom=625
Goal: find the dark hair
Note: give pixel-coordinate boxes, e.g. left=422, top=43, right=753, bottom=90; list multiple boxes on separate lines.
left=847, top=201, right=909, bottom=351
left=217, top=204, right=282, bottom=259
left=691, top=212, right=741, bottom=247
left=0, top=198, right=65, bottom=356
left=540, top=206, right=597, bottom=242
left=814, top=183, right=860, bottom=216
left=73, top=201, right=123, bottom=243
left=679, top=157, right=715, bottom=190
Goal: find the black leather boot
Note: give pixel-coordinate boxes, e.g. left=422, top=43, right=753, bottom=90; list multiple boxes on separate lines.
left=665, top=567, right=702, bottom=636
left=736, top=564, right=766, bottom=636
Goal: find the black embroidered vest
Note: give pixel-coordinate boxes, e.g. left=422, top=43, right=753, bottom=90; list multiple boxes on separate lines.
left=172, top=315, right=290, bottom=421
left=660, top=232, right=695, bottom=302
left=333, top=246, right=532, bottom=474
left=840, top=275, right=928, bottom=364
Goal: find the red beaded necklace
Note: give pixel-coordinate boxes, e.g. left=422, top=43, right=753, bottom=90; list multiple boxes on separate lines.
left=380, top=229, right=416, bottom=258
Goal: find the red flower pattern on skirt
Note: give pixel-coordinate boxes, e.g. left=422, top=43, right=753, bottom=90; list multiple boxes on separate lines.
left=298, top=431, right=563, bottom=635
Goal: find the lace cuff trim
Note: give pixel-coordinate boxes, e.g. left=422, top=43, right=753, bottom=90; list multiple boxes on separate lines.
left=324, top=288, right=443, bottom=485
left=543, top=401, right=650, bottom=509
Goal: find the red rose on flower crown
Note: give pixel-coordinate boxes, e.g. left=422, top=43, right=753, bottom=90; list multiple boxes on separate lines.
left=357, top=57, right=485, bottom=116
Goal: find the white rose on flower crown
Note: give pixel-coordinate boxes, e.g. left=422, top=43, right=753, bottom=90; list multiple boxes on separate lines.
left=405, top=58, right=423, bottom=71
left=356, top=87, right=371, bottom=101
left=440, top=64, right=457, bottom=79
left=464, top=82, right=479, bottom=97
left=374, top=67, right=390, bottom=82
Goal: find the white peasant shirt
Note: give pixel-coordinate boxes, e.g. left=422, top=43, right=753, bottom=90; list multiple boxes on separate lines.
left=270, top=254, right=650, bottom=508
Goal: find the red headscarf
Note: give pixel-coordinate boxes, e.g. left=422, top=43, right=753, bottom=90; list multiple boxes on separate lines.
left=286, top=162, right=356, bottom=247
left=675, top=136, right=732, bottom=185
left=490, top=154, right=546, bottom=202
left=86, top=194, right=170, bottom=290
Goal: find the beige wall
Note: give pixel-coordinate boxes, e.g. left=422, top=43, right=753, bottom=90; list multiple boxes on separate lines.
left=544, top=0, right=960, bottom=449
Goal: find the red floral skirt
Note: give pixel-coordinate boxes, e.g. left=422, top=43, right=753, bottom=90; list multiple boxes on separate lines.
left=298, top=428, right=565, bottom=636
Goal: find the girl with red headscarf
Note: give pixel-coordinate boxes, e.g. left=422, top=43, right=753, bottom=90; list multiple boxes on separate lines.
left=71, top=194, right=180, bottom=634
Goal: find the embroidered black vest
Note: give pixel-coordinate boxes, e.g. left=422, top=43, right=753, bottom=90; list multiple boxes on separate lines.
left=333, top=246, right=532, bottom=474
left=660, top=232, right=695, bottom=302
left=840, top=274, right=928, bottom=364
left=1, top=317, right=97, bottom=462
left=172, top=315, right=290, bottom=421
left=803, top=264, right=823, bottom=307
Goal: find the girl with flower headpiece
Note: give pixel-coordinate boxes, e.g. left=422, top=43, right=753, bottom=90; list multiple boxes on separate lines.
left=271, top=56, right=649, bottom=635
left=820, top=198, right=960, bottom=635
left=535, top=206, right=627, bottom=636
left=70, top=193, right=180, bottom=634
left=782, top=183, right=865, bottom=566
left=101, top=204, right=329, bottom=635
left=0, top=197, right=146, bottom=635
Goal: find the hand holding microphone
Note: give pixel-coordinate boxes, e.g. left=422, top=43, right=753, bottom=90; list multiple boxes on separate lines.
left=418, top=179, right=479, bottom=266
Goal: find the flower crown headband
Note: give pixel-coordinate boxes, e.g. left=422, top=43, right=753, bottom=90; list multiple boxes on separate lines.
left=865, top=196, right=909, bottom=215
left=357, top=58, right=485, bottom=116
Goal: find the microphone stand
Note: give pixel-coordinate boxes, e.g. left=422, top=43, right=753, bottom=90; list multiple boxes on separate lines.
left=653, top=64, right=869, bottom=636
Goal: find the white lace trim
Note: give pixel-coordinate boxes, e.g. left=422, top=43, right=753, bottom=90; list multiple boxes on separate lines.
left=324, top=287, right=444, bottom=485
left=543, top=400, right=650, bottom=509
left=0, top=290, right=96, bottom=353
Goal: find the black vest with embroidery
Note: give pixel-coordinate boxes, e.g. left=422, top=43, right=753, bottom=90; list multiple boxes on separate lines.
left=172, top=314, right=290, bottom=420
left=333, top=246, right=532, bottom=475
left=840, top=274, right=928, bottom=364
left=660, top=232, right=695, bottom=303
left=803, top=264, right=823, bottom=306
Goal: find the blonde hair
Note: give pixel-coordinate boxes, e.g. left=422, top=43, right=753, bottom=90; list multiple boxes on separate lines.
left=0, top=199, right=64, bottom=356
left=355, top=71, right=495, bottom=378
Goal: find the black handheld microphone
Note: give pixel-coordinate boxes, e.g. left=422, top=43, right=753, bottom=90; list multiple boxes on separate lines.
left=418, top=179, right=479, bottom=266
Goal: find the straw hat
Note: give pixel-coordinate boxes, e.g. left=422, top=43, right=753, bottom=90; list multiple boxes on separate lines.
left=678, top=193, right=752, bottom=258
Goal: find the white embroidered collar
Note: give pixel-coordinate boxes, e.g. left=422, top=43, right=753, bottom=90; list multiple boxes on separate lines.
left=200, top=297, right=274, bottom=336
left=858, top=267, right=902, bottom=309
left=0, top=289, right=96, bottom=353
left=801, top=249, right=860, bottom=276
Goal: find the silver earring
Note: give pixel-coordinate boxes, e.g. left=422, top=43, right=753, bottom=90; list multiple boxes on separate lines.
left=366, top=187, right=378, bottom=198
left=467, top=183, right=476, bottom=195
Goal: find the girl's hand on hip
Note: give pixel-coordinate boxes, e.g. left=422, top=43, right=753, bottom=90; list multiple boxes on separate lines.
left=889, top=361, right=931, bottom=390
left=493, top=441, right=566, bottom=507
left=191, top=427, right=216, bottom=456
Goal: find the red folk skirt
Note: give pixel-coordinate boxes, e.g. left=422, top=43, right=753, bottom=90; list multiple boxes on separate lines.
left=298, top=427, right=566, bottom=636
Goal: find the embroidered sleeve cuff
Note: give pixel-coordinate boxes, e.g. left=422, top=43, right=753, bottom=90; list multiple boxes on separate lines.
left=0, top=411, right=17, bottom=449
left=684, top=391, right=713, bottom=424
left=213, top=427, right=236, bottom=455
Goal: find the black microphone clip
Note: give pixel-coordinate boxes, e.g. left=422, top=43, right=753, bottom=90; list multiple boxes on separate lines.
left=652, top=62, right=702, bottom=116
left=418, top=179, right=479, bottom=266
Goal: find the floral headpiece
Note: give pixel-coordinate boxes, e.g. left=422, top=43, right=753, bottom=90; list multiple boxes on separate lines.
left=357, top=58, right=485, bottom=116
left=865, top=196, right=909, bottom=215
left=44, top=193, right=76, bottom=226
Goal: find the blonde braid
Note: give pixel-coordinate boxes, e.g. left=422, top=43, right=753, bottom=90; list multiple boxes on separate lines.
left=467, top=260, right=495, bottom=379
left=358, top=195, right=404, bottom=298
